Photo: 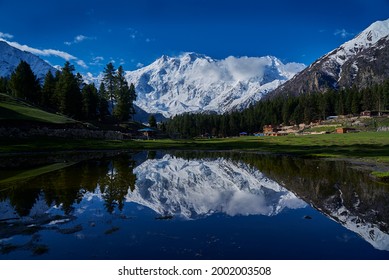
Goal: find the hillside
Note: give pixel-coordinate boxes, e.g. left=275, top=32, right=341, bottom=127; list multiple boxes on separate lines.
left=0, top=93, right=76, bottom=125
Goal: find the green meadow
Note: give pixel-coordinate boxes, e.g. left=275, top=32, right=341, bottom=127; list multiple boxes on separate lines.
left=1, top=132, right=388, bottom=163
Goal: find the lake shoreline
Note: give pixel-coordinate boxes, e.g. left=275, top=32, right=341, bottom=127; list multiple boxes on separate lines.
left=1, top=132, right=389, bottom=181
left=1, top=131, right=389, bottom=157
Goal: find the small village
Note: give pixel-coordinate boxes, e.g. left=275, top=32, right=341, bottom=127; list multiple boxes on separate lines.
left=253, top=110, right=389, bottom=137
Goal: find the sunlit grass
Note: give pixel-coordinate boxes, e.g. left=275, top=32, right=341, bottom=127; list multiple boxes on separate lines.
left=0, top=93, right=75, bottom=124
left=1, top=131, right=388, bottom=163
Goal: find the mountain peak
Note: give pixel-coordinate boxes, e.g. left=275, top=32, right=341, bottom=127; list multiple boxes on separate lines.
left=271, top=17, right=389, bottom=96
left=360, top=18, right=389, bottom=41
left=155, top=52, right=210, bottom=64
left=126, top=53, right=305, bottom=117
left=180, top=52, right=209, bottom=61
left=338, top=18, right=389, bottom=57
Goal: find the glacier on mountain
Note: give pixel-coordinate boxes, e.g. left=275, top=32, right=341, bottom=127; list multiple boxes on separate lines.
left=125, top=53, right=305, bottom=117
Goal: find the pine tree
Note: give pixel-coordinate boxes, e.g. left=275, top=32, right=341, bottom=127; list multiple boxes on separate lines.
left=98, top=82, right=109, bottom=118
left=103, top=62, right=116, bottom=110
left=113, top=66, right=137, bottom=122
left=76, top=73, right=85, bottom=90
left=148, top=114, right=157, bottom=128
left=351, top=88, right=361, bottom=115
left=114, top=65, right=131, bottom=121
left=0, top=77, right=8, bottom=93
left=383, top=80, right=389, bottom=111
left=41, top=70, right=57, bottom=108
left=82, top=83, right=99, bottom=120
left=362, top=88, right=373, bottom=111
left=128, top=83, right=137, bottom=118
left=9, top=60, right=41, bottom=103
left=55, top=62, right=82, bottom=118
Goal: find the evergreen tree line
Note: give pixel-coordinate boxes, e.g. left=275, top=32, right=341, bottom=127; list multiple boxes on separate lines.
left=0, top=60, right=136, bottom=122
left=166, top=81, right=389, bottom=138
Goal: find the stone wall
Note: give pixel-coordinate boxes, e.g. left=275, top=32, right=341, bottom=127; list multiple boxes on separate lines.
left=0, top=127, right=128, bottom=140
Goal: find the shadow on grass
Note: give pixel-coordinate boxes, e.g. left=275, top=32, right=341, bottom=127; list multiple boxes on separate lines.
left=248, top=141, right=389, bottom=160
left=0, top=106, right=41, bottom=122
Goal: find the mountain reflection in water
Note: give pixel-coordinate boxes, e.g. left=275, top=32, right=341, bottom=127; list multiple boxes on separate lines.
left=0, top=151, right=389, bottom=259
left=131, top=154, right=306, bottom=219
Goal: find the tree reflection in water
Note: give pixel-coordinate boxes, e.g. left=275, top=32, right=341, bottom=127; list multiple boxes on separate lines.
left=0, top=154, right=137, bottom=216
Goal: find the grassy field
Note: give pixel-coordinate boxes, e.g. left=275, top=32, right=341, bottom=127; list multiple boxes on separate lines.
left=0, top=93, right=75, bottom=124
left=196, top=133, right=389, bottom=163
left=1, top=132, right=388, bottom=162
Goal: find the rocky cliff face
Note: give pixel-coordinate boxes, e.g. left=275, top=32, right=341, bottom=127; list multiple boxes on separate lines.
left=338, top=36, right=389, bottom=88
left=271, top=18, right=389, bottom=96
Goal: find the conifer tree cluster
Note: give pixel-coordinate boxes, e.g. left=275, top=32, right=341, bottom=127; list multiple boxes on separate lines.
left=8, top=61, right=41, bottom=104
left=1, top=60, right=137, bottom=122
left=101, top=63, right=137, bottom=122
left=166, top=82, right=389, bottom=138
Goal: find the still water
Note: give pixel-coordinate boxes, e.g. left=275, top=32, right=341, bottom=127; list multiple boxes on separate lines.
left=1, top=151, right=389, bottom=259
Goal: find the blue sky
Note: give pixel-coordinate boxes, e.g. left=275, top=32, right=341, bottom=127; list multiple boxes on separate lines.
left=1, top=0, right=388, bottom=76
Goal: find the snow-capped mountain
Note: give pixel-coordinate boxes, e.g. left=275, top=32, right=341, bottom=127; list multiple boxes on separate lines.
left=0, top=40, right=56, bottom=82
left=126, top=53, right=305, bottom=117
left=272, top=18, right=389, bottom=95
left=129, top=155, right=306, bottom=219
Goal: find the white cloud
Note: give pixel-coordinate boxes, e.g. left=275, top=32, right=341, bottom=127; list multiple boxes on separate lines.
left=77, top=60, right=88, bottom=69
left=94, top=56, right=104, bottom=61
left=64, top=34, right=95, bottom=45
left=90, top=56, right=105, bottom=66
left=136, top=62, right=144, bottom=68
left=334, top=29, right=354, bottom=38
left=0, top=32, right=13, bottom=39
left=0, top=38, right=87, bottom=70
left=75, top=35, right=88, bottom=43
left=1, top=38, right=77, bottom=60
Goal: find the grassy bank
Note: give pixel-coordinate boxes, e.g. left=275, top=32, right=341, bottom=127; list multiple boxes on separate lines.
left=0, top=93, right=75, bottom=124
left=1, top=131, right=389, bottom=163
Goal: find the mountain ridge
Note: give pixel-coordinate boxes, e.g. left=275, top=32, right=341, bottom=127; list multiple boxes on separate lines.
left=0, top=40, right=56, bottom=82
left=125, top=52, right=305, bottom=117
left=271, top=18, right=389, bottom=96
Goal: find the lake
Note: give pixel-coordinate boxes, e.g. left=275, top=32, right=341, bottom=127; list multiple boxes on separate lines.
left=1, top=150, right=389, bottom=259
